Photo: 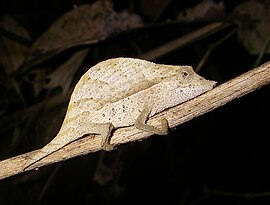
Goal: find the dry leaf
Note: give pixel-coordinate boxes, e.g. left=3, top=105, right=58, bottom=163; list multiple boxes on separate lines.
left=0, top=16, right=29, bottom=104
left=233, top=1, right=270, bottom=54
left=45, top=48, right=90, bottom=94
left=27, top=1, right=143, bottom=66
left=93, top=155, right=114, bottom=186
left=140, top=0, right=172, bottom=20
left=0, top=15, right=31, bottom=74
left=10, top=121, right=21, bottom=149
left=0, top=96, right=8, bottom=117
left=32, top=69, right=47, bottom=97
left=93, top=152, right=123, bottom=187
left=178, top=0, right=225, bottom=22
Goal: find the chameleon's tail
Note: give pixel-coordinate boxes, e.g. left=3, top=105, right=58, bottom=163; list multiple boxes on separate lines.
left=23, top=141, right=63, bottom=171
left=24, top=131, right=79, bottom=171
left=24, top=143, right=61, bottom=171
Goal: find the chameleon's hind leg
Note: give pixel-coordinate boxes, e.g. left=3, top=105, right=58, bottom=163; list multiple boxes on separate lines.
left=98, top=122, right=115, bottom=151
left=134, top=104, right=169, bottom=135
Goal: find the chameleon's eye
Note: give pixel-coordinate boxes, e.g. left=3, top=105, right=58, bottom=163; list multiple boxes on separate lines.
left=181, top=70, right=189, bottom=79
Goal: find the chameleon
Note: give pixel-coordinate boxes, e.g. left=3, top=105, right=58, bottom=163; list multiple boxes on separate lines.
left=24, top=57, right=216, bottom=170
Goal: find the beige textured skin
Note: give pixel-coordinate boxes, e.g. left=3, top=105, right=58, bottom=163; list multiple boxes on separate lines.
left=24, top=57, right=216, bottom=170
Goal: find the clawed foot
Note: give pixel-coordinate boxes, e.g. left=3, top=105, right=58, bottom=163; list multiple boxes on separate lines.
left=134, top=104, right=170, bottom=135
left=102, top=143, right=115, bottom=151
left=157, top=118, right=169, bottom=135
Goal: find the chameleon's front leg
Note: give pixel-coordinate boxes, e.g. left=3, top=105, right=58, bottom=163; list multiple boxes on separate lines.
left=134, top=104, right=169, bottom=135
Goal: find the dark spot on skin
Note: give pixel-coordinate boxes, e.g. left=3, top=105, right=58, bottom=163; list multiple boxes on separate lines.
left=102, top=113, right=105, bottom=117
left=109, top=118, right=111, bottom=121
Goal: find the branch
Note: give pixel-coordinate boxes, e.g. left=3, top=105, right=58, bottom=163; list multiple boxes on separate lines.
left=138, top=22, right=229, bottom=61
left=1, top=61, right=270, bottom=180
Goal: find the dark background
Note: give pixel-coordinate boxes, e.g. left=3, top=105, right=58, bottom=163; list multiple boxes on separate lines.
left=0, top=0, right=270, bottom=204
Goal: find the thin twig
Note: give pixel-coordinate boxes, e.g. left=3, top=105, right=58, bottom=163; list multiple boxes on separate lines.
left=195, top=29, right=236, bottom=72
left=0, top=61, right=270, bottom=180
left=254, top=32, right=270, bottom=67
left=206, top=189, right=270, bottom=200
left=37, top=165, right=60, bottom=203
left=138, top=22, right=229, bottom=61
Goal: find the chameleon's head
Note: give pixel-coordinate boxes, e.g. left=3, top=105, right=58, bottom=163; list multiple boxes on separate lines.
left=174, top=66, right=217, bottom=97
left=149, top=64, right=216, bottom=114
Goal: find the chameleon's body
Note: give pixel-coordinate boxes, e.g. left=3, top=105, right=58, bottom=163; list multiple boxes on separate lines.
left=25, top=58, right=216, bottom=170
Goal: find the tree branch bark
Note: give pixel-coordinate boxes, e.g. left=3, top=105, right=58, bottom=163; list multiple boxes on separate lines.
left=1, top=61, right=270, bottom=180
